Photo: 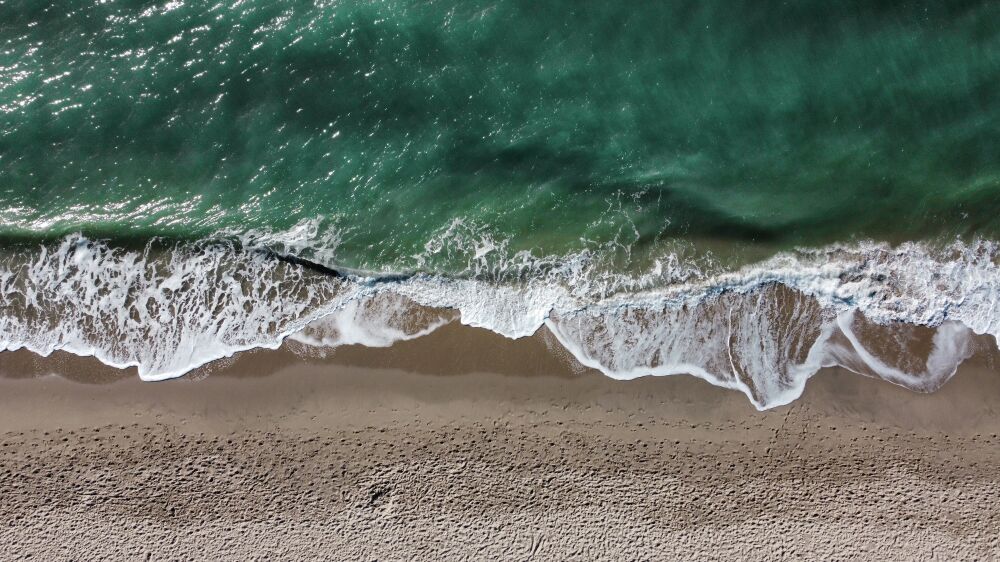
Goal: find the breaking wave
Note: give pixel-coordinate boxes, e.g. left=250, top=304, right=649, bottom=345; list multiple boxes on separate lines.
left=0, top=221, right=997, bottom=409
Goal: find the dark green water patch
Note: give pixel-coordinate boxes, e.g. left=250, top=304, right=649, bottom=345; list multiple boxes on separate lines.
left=1, top=0, right=998, bottom=272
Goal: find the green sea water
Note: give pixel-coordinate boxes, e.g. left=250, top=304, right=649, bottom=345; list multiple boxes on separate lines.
left=2, top=0, right=999, bottom=272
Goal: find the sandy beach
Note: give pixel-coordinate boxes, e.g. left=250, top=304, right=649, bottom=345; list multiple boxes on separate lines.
left=2, top=324, right=1000, bottom=560
left=4, top=1, right=998, bottom=559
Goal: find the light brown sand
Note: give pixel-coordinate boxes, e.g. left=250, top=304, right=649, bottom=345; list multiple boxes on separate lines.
left=2, top=326, right=1000, bottom=560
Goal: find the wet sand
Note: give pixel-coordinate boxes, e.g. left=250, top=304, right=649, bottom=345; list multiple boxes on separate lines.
left=2, top=325, right=1000, bottom=560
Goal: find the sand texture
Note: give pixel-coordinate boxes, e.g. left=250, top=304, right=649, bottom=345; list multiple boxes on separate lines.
left=2, top=339, right=1000, bottom=561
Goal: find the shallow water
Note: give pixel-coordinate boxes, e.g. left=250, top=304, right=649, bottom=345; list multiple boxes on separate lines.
left=1, top=1, right=998, bottom=407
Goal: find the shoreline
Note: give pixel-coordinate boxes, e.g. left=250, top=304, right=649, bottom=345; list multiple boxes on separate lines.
left=2, top=326, right=1000, bottom=559
left=1, top=232, right=997, bottom=410
left=3, top=316, right=999, bottom=413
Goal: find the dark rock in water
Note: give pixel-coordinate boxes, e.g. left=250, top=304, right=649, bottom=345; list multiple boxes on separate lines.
left=265, top=250, right=342, bottom=278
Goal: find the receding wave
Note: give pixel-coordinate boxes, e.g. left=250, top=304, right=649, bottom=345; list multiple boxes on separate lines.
left=0, top=223, right=997, bottom=409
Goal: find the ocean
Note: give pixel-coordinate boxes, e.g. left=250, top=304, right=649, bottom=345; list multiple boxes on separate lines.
left=1, top=0, right=998, bottom=408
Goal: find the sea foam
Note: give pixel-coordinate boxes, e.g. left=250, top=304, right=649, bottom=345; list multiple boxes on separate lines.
left=0, top=225, right=996, bottom=409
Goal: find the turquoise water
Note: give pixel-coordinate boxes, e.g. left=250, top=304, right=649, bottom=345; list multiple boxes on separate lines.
left=2, top=1, right=1000, bottom=405
left=2, top=0, right=999, bottom=272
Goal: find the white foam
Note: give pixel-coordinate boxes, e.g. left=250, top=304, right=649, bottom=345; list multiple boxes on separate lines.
left=541, top=286, right=837, bottom=409
left=0, top=235, right=366, bottom=379
left=0, top=229, right=997, bottom=410
left=832, top=310, right=974, bottom=391
left=289, top=292, right=453, bottom=349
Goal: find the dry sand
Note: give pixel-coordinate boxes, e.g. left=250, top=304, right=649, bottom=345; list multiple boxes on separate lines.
left=2, top=324, right=1000, bottom=560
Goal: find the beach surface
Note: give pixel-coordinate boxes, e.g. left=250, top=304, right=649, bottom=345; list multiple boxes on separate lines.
left=2, top=325, right=1000, bottom=560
